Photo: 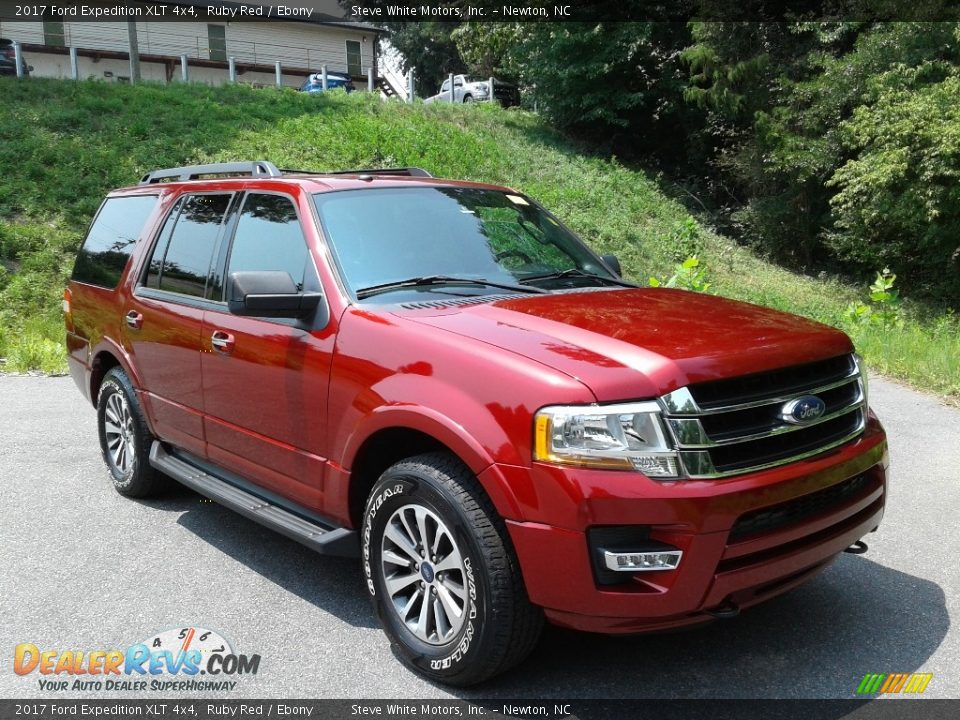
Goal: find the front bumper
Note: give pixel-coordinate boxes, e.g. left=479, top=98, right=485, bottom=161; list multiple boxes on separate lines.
left=491, top=415, right=888, bottom=633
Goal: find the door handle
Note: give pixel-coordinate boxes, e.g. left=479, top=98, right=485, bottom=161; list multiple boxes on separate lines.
left=125, top=310, right=143, bottom=330
left=211, top=330, right=235, bottom=354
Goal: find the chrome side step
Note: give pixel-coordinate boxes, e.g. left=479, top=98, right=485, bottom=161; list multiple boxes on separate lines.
left=149, top=442, right=358, bottom=558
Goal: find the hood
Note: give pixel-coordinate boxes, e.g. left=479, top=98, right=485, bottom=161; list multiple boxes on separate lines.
left=398, top=288, right=853, bottom=401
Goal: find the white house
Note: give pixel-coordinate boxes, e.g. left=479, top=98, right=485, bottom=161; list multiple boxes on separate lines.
left=0, top=1, right=395, bottom=92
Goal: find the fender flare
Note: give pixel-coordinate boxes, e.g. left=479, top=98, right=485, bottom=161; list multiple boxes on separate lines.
left=340, top=404, right=524, bottom=520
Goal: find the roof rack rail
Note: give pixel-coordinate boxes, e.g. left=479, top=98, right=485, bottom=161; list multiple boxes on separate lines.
left=139, top=161, right=282, bottom=185
left=320, top=167, right=434, bottom=178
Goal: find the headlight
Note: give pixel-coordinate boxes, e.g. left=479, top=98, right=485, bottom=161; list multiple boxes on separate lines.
left=534, top=402, right=680, bottom=477
left=855, top=352, right=869, bottom=407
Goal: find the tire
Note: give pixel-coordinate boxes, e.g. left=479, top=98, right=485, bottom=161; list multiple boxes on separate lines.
left=462, top=94, right=474, bottom=103
left=96, top=367, right=166, bottom=497
left=362, top=452, right=543, bottom=686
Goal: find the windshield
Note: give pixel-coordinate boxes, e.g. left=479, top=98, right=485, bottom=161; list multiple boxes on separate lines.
left=312, top=187, right=613, bottom=299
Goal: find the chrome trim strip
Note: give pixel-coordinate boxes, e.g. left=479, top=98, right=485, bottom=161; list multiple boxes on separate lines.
left=602, top=549, right=683, bottom=572
left=659, top=387, right=700, bottom=415
left=667, top=417, right=711, bottom=446
left=680, top=413, right=866, bottom=479
left=674, top=395, right=864, bottom=449
left=661, top=365, right=861, bottom=417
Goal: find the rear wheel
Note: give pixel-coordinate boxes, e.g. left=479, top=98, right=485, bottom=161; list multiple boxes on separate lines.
left=97, top=367, right=166, bottom=497
left=462, top=94, right=474, bottom=103
left=362, top=452, right=543, bottom=686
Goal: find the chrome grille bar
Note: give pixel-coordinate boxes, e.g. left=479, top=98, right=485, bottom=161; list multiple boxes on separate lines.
left=659, top=354, right=867, bottom=479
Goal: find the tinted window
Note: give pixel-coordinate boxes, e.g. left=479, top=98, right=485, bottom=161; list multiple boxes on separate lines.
left=72, top=196, right=158, bottom=288
left=144, top=197, right=184, bottom=289
left=155, top=194, right=231, bottom=298
left=226, top=194, right=308, bottom=289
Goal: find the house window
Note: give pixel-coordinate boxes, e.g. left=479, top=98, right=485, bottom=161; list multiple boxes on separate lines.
left=345, top=40, right=362, bottom=77
left=43, top=21, right=66, bottom=47
left=208, top=25, right=227, bottom=62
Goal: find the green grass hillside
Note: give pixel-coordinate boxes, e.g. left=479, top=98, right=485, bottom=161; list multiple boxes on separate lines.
left=1, top=78, right=957, bottom=399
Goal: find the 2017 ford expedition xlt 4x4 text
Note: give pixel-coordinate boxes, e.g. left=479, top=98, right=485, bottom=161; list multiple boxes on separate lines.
left=65, top=161, right=888, bottom=686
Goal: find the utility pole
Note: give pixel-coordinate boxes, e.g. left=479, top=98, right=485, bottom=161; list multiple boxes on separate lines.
left=127, top=21, right=141, bottom=83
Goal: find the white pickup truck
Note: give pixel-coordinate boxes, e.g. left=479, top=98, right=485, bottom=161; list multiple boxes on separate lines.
left=424, top=74, right=519, bottom=106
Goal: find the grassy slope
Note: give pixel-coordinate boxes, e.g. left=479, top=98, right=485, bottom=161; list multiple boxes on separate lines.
left=1, top=78, right=956, bottom=398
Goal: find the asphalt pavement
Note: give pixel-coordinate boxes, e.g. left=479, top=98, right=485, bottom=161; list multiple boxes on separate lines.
left=1, top=374, right=957, bottom=699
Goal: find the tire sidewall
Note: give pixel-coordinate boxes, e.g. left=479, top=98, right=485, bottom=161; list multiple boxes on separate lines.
left=362, top=470, right=490, bottom=681
left=96, top=373, right=139, bottom=491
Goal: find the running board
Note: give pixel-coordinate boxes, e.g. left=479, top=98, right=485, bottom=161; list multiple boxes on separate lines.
left=149, top=442, right=358, bottom=558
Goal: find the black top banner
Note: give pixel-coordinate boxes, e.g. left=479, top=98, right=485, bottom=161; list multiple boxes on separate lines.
left=0, top=0, right=959, bottom=23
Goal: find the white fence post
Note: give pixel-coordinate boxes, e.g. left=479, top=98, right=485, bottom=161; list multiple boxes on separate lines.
left=407, top=67, right=415, bottom=102
left=228, top=56, right=237, bottom=83
left=321, top=65, right=328, bottom=91
left=489, top=76, right=494, bottom=102
left=70, top=47, right=79, bottom=80
left=449, top=73, right=454, bottom=103
left=367, top=66, right=374, bottom=92
left=13, top=41, right=23, bottom=78
left=180, top=54, right=189, bottom=82
left=275, top=61, right=282, bottom=88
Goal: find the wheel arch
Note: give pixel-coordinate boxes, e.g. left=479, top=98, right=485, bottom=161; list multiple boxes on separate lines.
left=344, top=410, right=524, bottom=530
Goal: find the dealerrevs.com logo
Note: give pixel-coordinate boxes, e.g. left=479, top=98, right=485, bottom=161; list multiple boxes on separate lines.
left=13, top=627, right=260, bottom=692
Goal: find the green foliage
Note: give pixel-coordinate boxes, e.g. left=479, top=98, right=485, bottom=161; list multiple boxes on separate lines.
left=845, top=269, right=903, bottom=329
left=496, top=21, right=699, bottom=158
left=649, top=257, right=711, bottom=293
left=0, top=78, right=956, bottom=401
left=684, top=22, right=960, bottom=302
left=452, top=23, right=522, bottom=79
left=828, top=69, right=960, bottom=299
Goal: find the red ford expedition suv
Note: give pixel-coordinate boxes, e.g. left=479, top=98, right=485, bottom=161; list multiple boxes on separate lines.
left=65, top=161, right=888, bottom=685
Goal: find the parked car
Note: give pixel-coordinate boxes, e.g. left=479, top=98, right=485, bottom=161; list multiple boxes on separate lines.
left=299, top=71, right=354, bottom=93
left=0, top=38, right=30, bottom=76
left=65, top=161, right=888, bottom=686
left=425, top=74, right=520, bottom=106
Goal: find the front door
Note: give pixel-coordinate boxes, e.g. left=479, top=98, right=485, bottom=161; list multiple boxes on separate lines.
left=200, top=191, right=335, bottom=512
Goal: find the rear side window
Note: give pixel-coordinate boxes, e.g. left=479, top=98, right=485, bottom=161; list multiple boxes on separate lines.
left=72, top=196, right=158, bottom=288
left=146, top=194, right=231, bottom=298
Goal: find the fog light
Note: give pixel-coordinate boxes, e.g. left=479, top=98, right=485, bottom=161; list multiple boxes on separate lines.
left=602, top=549, right=682, bottom=572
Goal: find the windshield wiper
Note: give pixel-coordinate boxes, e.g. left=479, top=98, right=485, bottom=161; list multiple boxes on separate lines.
left=356, top=275, right=549, bottom=300
left=520, top=268, right=637, bottom=288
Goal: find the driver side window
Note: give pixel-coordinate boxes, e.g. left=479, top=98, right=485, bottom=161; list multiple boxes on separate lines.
left=224, top=193, right=310, bottom=294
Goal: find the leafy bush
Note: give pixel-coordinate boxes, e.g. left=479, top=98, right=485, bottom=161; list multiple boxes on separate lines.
left=828, top=69, right=960, bottom=300
left=845, top=269, right=903, bottom=330
left=649, top=257, right=711, bottom=293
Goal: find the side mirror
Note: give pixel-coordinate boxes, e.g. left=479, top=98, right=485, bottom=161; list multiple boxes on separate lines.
left=227, top=271, right=325, bottom=320
left=601, top=253, right=622, bottom=278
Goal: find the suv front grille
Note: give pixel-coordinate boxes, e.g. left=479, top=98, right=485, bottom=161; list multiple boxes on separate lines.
left=660, top=354, right=866, bottom=479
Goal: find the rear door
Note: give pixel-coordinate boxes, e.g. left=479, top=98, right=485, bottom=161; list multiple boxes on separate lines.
left=125, top=192, right=235, bottom=458
left=200, top=190, right=335, bottom=512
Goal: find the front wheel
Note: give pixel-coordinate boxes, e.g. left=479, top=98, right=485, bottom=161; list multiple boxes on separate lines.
left=362, top=452, right=543, bottom=685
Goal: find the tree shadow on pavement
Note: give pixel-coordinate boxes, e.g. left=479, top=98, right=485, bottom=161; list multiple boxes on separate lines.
left=460, top=555, right=947, bottom=699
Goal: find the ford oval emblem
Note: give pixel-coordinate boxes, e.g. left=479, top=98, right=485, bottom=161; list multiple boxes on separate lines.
left=781, top=395, right=827, bottom=425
